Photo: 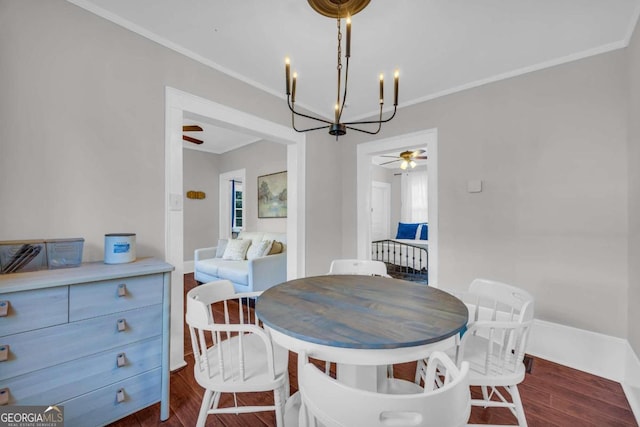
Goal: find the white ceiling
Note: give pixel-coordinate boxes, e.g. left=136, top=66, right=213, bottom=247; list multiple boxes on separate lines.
left=69, top=0, right=640, bottom=153
left=182, top=111, right=261, bottom=154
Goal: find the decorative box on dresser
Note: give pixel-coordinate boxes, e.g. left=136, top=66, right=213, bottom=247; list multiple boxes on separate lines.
left=0, top=257, right=173, bottom=426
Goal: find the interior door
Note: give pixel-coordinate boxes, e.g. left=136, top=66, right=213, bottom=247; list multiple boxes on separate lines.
left=371, top=181, right=391, bottom=241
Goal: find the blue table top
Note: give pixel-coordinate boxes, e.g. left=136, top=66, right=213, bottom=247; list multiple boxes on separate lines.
left=256, top=275, right=468, bottom=349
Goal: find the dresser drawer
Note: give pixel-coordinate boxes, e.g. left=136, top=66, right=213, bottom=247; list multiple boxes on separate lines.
left=0, top=305, right=162, bottom=380
left=69, top=274, right=163, bottom=321
left=61, top=368, right=161, bottom=427
left=1, top=336, right=162, bottom=405
left=0, top=287, right=68, bottom=337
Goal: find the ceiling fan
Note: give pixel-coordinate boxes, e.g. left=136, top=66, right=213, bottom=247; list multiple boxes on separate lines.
left=183, top=125, right=203, bottom=144
left=380, top=149, right=428, bottom=169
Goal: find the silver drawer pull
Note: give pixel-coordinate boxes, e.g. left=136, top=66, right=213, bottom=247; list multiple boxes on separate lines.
left=0, top=388, right=9, bottom=405
left=116, top=388, right=126, bottom=403
left=117, top=284, right=127, bottom=297
left=0, top=345, right=8, bottom=362
left=0, top=301, right=8, bottom=317
left=117, top=319, right=126, bottom=332
left=117, top=353, right=126, bottom=367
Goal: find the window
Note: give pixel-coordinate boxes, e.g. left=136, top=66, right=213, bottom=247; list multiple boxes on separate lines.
left=400, top=171, right=428, bottom=222
left=231, top=180, right=243, bottom=232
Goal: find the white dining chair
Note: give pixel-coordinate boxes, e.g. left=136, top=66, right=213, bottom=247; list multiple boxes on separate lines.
left=416, top=278, right=534, bottom=427
left=328, top=259, right=390, bottom=277
left=295, top=350, right=470, bottom=427
left=186, top=280, right=290, bottom=426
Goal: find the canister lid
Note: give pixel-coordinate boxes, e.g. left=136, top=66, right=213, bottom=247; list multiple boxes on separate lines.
left=105, top=233, right=136, bottom=237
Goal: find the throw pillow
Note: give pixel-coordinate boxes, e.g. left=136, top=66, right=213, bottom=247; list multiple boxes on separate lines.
left=215, top=239, right=229, bottom=258
left=222, top=239, right=251, bottom=261
left=419, top=223, right=428, bottom=240
left=396, top=222, right=419, bottom=239
left=247, top=240, right=272, bottom=260
left=268, top=241, right=284, bottom=255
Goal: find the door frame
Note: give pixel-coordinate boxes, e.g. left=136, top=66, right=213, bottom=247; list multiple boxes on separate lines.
left=165, top=87, right=306, bottom=370
left=356, top=128, right=439, bottom=286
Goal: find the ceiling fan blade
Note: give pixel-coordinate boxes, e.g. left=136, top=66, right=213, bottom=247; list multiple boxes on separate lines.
left=380, top=155, right=401, bottom=158
left=183, top=135, right=204, bottom=144
left=414, top=156, right=428, bottom=160
left=379, top=159, right=401, bottom=165
left=410, top=149, right=426, bottom=158
left=183, top=125, right=203, bottom=132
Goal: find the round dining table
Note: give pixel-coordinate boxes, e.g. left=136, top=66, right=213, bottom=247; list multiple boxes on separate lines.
left=256, top=274, right=468, bottom=392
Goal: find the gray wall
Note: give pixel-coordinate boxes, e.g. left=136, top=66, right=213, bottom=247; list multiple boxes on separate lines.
left=628, top=20, right=640, bottom=355
left=182, top=140, right=291, bottom=262
left=183, top=149, right=219, bottom=261
left=341, top=51, right=629, bottom=338
left=0, top=1, right=323, bottom=262
left=305, top=137, right=343, bottom=275
left=219, top=140, right=287, bottom=233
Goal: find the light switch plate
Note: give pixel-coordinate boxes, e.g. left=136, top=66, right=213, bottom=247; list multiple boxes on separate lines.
left=467, top=180, right=482, bottom=193
left=169, top=193, right=183, bottom=211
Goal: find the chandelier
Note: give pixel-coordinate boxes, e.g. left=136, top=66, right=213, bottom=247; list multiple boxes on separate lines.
left=285, top=0, right=399, bottom=140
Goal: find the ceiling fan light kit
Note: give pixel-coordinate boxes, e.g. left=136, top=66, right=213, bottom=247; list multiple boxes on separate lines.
left=380, top=149, right=428, bottom=169
left=285, top=0, right=399, bottom=140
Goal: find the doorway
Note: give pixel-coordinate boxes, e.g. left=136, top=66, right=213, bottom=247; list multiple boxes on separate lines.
left=165, top=87, right=306, bottom=370
left=371, top=181, right=391, bottom=241
left=356, top=129, right=438, bottom=285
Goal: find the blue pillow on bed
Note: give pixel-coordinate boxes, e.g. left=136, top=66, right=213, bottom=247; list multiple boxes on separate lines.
left=396, top=222, right=420, bottom=239
left=419, top=223, right=428, bottom=240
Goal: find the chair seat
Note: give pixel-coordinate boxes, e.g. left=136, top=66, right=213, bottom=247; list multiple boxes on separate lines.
left=379, top=377, right=425, bottom=394
left=194, top=333, right=289, bottom=393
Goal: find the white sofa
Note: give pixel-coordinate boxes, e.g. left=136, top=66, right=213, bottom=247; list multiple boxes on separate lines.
left=194, top=231, right=287, bottom=293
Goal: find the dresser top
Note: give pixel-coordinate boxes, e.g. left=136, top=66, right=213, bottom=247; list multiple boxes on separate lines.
left=0, top=258, right=174, bottom=293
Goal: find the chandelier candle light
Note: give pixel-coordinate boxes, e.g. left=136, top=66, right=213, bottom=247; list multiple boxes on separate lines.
left=285, top=0, right=399, bottom=140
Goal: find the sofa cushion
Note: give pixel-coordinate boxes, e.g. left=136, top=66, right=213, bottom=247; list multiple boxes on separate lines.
left=237, top=231, right=265, bottom=245
left=217, top=262, right=249, bottom=286
left=223, top=239, right=251, bottom=261
left=247, top=240, right=272, bottom=260
left=196, top=258, right=221, bottom=276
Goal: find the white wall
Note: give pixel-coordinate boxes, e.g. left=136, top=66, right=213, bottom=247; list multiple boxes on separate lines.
left=342, top=50, right=629, bottom=338
left=183, top=149, right=219, bottom=261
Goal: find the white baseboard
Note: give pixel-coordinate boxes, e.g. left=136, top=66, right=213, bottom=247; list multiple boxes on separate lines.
left=183, top=260, right=194, bottom=274
left=528, top=319, right=627, bottom=381
left=528, top=319, right=640, bottom=424
left=624, top=341, right=640, bottom=422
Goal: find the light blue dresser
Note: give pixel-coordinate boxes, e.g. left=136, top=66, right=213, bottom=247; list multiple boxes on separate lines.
left=0, top=258, right=173, bottom=426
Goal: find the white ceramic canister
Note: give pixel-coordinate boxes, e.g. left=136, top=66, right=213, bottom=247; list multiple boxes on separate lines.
left=104, top=233, right=136, bottom=264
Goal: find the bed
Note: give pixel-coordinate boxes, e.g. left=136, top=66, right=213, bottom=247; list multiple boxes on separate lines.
left=372, top=222, right=429, bottom=283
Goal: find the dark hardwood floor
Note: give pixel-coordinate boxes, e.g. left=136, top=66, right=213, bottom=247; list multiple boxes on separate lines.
left=110, top=274, right=638, bottom=426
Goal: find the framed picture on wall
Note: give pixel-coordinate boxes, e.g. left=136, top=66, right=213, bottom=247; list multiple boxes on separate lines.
left=258, top=171, right=287, bottom=218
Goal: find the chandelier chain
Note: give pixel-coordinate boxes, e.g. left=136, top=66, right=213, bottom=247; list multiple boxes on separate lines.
left=336, top=11, right=343, bottom=116
left=337, top=17, right=342, bottom=72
